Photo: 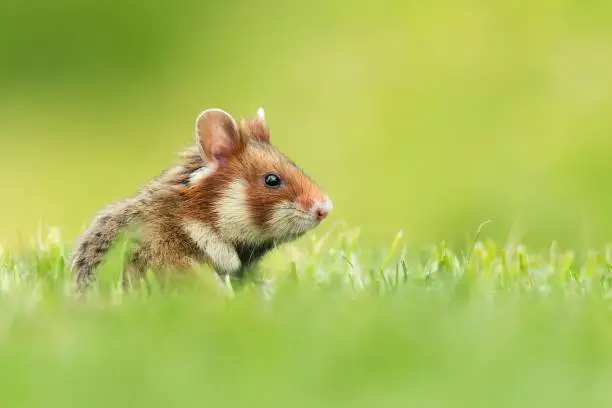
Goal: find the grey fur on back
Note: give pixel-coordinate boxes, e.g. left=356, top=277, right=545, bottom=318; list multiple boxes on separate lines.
left=70, top=198, right=142, bottom=291
left=70, top=148, right=202, bottom=292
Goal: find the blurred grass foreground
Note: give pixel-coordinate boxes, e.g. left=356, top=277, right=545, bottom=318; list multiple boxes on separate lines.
left=1, top=0, right=612, bottom=248
left=2, top=226, right=612, bottom=407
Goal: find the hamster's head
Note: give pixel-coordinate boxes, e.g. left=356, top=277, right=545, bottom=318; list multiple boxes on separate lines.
left=186, top=107, right=332, bottom=245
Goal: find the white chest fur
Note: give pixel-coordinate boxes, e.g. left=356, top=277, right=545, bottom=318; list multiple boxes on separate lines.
left=182, top=220, right=241, bottom=274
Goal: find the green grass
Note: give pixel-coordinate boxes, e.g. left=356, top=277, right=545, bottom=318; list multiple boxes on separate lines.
left=2, top=224, right=612, bottom=408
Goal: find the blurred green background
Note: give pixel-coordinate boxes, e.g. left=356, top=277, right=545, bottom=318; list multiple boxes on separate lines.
left=1, top=0, right=612, bottom=249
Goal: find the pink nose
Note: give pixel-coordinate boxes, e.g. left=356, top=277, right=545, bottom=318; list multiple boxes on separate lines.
left=313, top=197, right=333, bottom=221
left=315, top=207, right=328, bottom=221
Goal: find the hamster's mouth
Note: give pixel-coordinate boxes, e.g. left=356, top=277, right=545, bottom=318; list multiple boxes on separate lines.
left=280, top=221, right=312, bottom=239
left=274, top=218, right=317, bottom=243
left=267, top=202, right=322, bottom=242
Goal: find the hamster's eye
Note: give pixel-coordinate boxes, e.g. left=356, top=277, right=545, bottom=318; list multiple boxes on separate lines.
left=263, top=173, right=283, bottom=189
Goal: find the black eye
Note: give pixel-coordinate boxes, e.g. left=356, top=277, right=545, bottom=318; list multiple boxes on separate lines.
left=263, top=173, right=282, bottom=189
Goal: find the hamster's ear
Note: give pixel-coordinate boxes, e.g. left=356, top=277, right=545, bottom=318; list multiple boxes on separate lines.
left=256, top=107, right=266, bottom=122
left=195, top=108, right=246, bottom=163
left=241, top=106, right=270, bottom=143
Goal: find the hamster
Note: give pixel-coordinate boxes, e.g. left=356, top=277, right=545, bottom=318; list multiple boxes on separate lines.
left=70, top=107, right=333, bottom=291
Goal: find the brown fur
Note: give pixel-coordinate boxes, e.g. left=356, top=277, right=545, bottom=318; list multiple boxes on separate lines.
left=70, top=108, right=330, bottom=292
left=242, top=144, right=320, bottom=228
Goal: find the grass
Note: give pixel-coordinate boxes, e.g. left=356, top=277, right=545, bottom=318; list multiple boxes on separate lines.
left=2, top=223, right=612, bottom=408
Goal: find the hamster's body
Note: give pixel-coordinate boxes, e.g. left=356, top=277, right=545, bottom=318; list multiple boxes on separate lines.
left=70, top=107, right=332, bottom=291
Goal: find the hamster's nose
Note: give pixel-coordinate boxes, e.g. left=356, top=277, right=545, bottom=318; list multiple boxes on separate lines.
left=313, top=197, right=333, bottom=221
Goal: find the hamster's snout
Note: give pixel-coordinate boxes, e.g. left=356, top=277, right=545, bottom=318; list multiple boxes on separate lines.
left=312, top=196, right=333, bottom=222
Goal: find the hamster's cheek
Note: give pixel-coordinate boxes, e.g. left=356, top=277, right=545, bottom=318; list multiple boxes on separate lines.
left=265, top=201, right=299, bottom=234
